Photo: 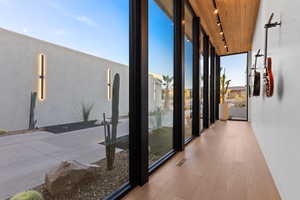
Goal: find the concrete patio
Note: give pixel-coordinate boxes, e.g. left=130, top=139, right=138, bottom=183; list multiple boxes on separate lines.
left=0, top=119, right=129, bottom=199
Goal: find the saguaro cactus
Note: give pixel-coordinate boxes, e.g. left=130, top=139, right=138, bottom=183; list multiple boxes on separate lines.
left=220, top=69, right=231, bottom=104
left=29, top=92, right=37, bottom=129
left=103, top=73, right=120, bottom=170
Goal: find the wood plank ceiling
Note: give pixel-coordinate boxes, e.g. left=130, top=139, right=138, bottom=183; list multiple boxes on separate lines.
left=189, top=0, right=260, bottom=55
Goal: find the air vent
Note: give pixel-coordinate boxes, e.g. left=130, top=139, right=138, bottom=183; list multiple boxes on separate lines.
left=176, top=158, right=186, bottom=167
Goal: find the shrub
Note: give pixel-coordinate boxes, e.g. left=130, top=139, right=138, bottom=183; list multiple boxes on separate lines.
left=0, top=129, right=7, bottom=134
left=10, top=191, right=44, bottom=200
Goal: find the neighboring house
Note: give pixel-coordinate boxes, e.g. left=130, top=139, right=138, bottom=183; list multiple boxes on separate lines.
left=0, top=28, right=161, bottom=131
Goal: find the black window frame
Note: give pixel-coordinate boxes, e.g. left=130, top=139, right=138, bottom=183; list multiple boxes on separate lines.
left=210, top=45, right=216, bottom=123
left=107, top=0, right=219, bottom=199
left=219, top=52, right=249, bottom=122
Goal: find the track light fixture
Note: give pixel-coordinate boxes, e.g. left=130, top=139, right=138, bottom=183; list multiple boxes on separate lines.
left=212, top=0, right=228, bottom=52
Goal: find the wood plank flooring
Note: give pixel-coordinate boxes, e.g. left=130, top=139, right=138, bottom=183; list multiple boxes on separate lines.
left=123, top=121, right=281, bottom=200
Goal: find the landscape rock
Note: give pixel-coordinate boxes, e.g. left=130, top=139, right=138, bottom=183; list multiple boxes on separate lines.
left=45, top=160, right=99, bottom=196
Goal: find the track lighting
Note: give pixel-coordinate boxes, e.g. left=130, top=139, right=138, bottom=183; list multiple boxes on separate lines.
left=213, top=0, right=229, bottom=52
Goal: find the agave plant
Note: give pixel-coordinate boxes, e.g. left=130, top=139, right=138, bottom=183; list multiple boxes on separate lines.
left=220, top=68, right=231, bottom=104
left=81, top=103, right=94, bottom=122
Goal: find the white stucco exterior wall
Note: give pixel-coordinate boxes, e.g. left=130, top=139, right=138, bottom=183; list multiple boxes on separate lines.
left=0, top=28, right=163, bottom=132
left=250, top=1, right=300, bottom=199
left=0, top=28, right=132, bottom=131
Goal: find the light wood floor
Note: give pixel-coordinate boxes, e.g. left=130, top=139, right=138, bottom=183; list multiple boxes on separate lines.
left=123, top=121, right=281, bottom=200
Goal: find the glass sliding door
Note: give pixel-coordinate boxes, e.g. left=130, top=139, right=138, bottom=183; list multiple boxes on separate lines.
left=220, top=53, right=248, bottom=120
left=148, top=0, right=174, bottom=166
left=184, top=4, right=193, bottom=140
left=0, top=1, right=129, bottom=199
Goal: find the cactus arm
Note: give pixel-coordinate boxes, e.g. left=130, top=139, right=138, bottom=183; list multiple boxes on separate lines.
left=220, top=68, right=231, bottom=104
left=29, top=92, right=37, bottom=129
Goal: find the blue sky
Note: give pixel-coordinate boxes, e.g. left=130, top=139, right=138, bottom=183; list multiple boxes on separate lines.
left=0, top=0, right=130, bottom=64
left=149, top=1, right=193, bottom=88
left=221, top=54, right=247, bottom=86
left=185, top=39, right=193, bottom=89
left=149, top=0, right=174, bottom=77
left=0, top=0, right=244, bottom=87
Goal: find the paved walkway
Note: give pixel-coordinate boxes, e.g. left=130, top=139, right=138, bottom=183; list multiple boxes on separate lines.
left=0, top=120, right=129, bottom=199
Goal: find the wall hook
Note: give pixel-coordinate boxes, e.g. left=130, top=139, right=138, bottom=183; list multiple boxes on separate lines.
left=264, top=13, right=281, bottom=29
left=264, top=13, right=281, bottom=68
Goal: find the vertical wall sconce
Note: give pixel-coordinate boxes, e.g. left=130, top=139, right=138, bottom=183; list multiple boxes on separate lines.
left=107, top=68, right=112, bottom=100
left=38, top=53, right=46, bottom=101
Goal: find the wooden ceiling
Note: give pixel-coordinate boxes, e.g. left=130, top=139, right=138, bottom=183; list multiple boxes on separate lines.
left=189, top=0, right=260, bottom=55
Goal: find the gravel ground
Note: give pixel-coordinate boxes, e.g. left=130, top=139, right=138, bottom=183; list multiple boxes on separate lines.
left=31, top=151, right=164, bottom=200
left=32, top=151, right=163, bottom=200
left=12, top=127, right=172, bottom=200
left=35, top=151, right=129, bottom=200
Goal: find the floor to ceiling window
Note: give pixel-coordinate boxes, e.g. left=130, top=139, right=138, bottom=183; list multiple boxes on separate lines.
left=210, top=47, right=216, bottom=123
left=184, top=4, right=193, bottom=140
left=199, top=33, right=204, bottom=132
left=0, top=1, right=129, bottom=199
left=220, top=53, right=248, bottom=120
left=207, top=43, right=211, bottom=126
left=148, top=0, right=174, bottom=166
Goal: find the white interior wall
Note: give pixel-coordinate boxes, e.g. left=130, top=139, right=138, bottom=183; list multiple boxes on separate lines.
left=250, top=1, right=300, bottom=199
